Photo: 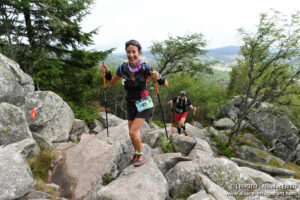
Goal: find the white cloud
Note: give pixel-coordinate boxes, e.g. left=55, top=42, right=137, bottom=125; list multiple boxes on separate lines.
left=81, top=0, right=300, bottom=52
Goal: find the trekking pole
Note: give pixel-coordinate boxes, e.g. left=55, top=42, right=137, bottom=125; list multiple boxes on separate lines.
left=152, top=67, right=169, bottom=142
left=190, top=109, right=196, bottom=137
left=101, top=65, right=110, bottom=144
left=170, top=101, right=174, bottom=137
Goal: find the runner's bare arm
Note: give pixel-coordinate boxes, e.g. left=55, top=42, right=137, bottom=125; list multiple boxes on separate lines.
left=189, top=105, right=197, bottom=110
left=163, top=79, right=168, bottom=87
left=108, top=75, right=121, bottom=86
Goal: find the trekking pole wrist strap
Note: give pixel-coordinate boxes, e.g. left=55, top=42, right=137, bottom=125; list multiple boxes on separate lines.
left=105, top=70, right=112, bottom=81
left=157, top=76, right=165, bottom=85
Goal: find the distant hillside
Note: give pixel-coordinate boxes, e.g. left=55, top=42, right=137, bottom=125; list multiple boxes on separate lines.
left=208, top=46, right=240, bottom=55
left=104, top=46, right=240, bottom=72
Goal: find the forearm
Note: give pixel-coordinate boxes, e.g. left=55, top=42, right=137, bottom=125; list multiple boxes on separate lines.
left=108, top=75, right=120, bottom=86
left=163, top=79, right=168, bottom=87
left=157, top=76, right=168, bottom=87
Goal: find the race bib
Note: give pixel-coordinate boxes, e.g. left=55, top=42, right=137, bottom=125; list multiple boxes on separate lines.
left=135, top=96, right=154, bottom=112
left=176, top=107, right=183, bottom=114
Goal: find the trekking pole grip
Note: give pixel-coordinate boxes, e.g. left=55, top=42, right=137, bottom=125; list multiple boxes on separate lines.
left=151, top=66, right=160, bottom=94
left=103, top=73, right=106, bottom=89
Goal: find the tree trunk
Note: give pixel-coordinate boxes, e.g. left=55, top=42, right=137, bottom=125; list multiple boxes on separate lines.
left=23, top=8, right=35, bottom=47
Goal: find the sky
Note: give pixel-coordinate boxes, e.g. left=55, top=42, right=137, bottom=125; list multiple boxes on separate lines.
left=81, top=0, right=300, bottom=53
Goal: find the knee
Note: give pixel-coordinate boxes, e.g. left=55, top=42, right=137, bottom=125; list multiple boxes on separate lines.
left=129, top=128, right=137, bottom=137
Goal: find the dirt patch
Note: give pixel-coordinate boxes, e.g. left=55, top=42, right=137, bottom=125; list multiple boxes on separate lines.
left=51, top=147, right=75, bottom=199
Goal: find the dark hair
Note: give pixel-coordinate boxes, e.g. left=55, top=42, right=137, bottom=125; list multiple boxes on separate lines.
left=125, top=40, right=142, bottom=51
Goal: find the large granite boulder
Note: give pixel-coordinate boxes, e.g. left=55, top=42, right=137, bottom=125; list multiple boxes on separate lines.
left=189, top=138, right=215, bottom=159
left=23, top=91, right=74, bottom=142
left=0, top=139, right=36, bottom=200
left=206, top=126, right=229, bottom=144
left=220, top=97, right=300, bottom=162
left=69, top=119, right=89, bottom=141
left=62, top=134, right=120, bottom=200
left=53, top=120, right=137, bottom=200
left=237, top=145, right=285, bottom=167
left=287, top=144, right=300, bottom=165
left=185, top=123, right=207, bottom=139
left=97, top=157, right=168, bottom=200
left=96, top=120, right=137, bottom=173
left=0, top=53, right=34, bottom=106
left=0, top=103, right=32, bottom=145
left=195, top=174, right=235, bottom=200
left=240, top=167, right=278, bottom=185
left=197, top=158, right=256, bottom=192
left=187, top=190, right=216, bottom=200
left=250, top=178, right=300, bottom=200
left=247, top=110, right=299, bottom=159
left=166, top=158, right=255, bottom=197
left=153, top=152, right=192, bottom=174
left=236, top=133, right=267, bottom=152
left=213, top=118, right=235, bottom=129
left=220, top=96, right=241, bottom=121
left=99, top=112, right=126, bottom=128
left=231, top=158, right=296, bottom=177
left=140, top=128, right=162, bottom=148
left=91, top=119, right=105, bottom=134
left=171, top=134, right=196, bottom=155
left=139, top=121, right=152, bottom=134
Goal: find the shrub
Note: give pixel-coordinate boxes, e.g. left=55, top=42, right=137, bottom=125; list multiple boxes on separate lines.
left=213, top=135, right=237, bottom=158
left=27, top=146, right=59, bottom=181
left=68, top=102, right=100, bottom=126
left=157, top=135, right=175, bottom=153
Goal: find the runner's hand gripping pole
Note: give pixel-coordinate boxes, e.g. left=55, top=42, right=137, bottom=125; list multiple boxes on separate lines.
left=152, top=67, right=169, bottom=142
left=101, top=64, right=110, bottom=143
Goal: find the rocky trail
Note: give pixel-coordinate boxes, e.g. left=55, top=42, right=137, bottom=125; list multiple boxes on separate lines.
left=0, top=53, right=299, bottom=200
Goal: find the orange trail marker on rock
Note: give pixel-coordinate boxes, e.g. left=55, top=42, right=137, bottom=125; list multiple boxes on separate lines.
left=31, top=108, right=36, bottom=119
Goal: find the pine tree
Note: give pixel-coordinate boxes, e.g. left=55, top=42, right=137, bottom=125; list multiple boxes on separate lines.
left=0, top=0, right=114, bottom=124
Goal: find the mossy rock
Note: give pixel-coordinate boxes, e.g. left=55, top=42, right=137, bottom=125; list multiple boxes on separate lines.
left=269, top=157, right=284, bottom=168
left=256, top=149, right=269, bottom=159
left=170, top=183, right=197, bottom=200
left=284, top=162, right=300, bottom=179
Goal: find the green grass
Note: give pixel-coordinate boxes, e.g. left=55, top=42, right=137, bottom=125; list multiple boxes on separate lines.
left=212, top=135, right=237, bottom=158
left=153, top=120, right=165, bottom=128
left=157, top=135, right=175, bottom=153
left=27, top=146, right=59, bottom=181
left=27, top=146, right=60, bottom=198
left=34, top=179, right=60, bottom=198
